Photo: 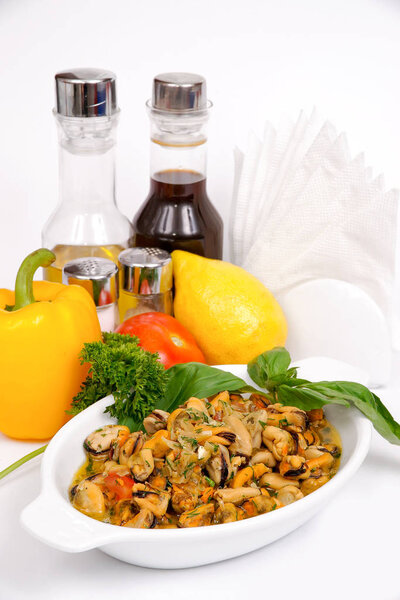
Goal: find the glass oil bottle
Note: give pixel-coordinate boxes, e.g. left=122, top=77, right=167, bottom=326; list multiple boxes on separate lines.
left=42, top=68, right=133, bottom=282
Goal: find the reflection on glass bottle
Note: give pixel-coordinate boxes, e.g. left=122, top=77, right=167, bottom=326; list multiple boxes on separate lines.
left=132, top=73, right=223, bottom=259
left=42, top=69, right=133, bottom=282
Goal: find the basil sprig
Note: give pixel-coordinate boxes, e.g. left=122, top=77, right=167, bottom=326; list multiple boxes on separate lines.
left=248, top=347, right=400, bottom=445
left=163, top=347, right=400, bottom=445
left=159, top=362, right=264, bottom=414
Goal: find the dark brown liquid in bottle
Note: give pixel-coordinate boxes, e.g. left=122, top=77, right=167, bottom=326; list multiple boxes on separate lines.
left=132, top=170, right=223, bottom=259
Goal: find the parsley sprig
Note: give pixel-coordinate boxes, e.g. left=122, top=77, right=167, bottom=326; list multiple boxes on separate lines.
left=69, top=332, right=167, bottom=432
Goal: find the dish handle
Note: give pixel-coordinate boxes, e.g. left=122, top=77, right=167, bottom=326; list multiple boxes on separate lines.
left=20, top=492, right=121, bottom=552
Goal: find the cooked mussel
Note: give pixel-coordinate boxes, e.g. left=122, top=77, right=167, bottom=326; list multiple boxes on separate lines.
left=84, top=425, right=130, bottom=460
left=124, top=508, right=155, bottom=529
left=262, top=426, right=296, bottom=461
left=71, top=390, right=341, bottom=530
left=143, top=409, right=170, bottom=435
left=71, top=479, right=105, bottom=518
left=205, top=444, right=232, bottom=487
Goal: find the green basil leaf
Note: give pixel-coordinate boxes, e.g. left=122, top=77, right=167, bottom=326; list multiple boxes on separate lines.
left=277, top=379, right=400, bottom=445
left=247, top=347, right=293, bottom=390
left=277, top=384, right=350, bottom=410
left=304, top=381, right=400, bottom=445
left=161, top=362, right=263, bottom=414
left=117, top=415, right=139, bottom=432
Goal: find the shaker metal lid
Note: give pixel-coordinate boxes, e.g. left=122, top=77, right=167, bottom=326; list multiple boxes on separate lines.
left=152, top=72, right=208, bottom=112
left=62, top=257, right=119, bottom=306
left=55, top=68, right=117, bottom=118
left=118, top=248, right=173, bottom=294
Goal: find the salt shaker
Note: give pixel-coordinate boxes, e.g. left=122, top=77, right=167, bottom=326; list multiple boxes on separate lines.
left=62, top=257, right=119, bottom=332
left=118, top=248, right=173, bottom=323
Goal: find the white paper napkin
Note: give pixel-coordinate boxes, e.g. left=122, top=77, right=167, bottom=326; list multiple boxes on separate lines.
left=230, top=110, right=399, bottom=384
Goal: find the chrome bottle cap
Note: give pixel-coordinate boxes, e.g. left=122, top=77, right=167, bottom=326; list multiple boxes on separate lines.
left=55, top=68, right=117, bottom=118
left=151, top=73, right=209, bottom=113
left=118, top=248, right=172, bottom=294
left=62, top=257, right=119, bottom=306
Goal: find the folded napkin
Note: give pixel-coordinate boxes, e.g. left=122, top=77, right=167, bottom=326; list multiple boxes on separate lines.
left=230, top=110, right=399, bottom=384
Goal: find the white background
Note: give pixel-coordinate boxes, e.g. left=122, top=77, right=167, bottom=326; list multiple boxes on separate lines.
left=0, top=0, right=399, bottom=286
left=0, top=1, right=399, bottom=599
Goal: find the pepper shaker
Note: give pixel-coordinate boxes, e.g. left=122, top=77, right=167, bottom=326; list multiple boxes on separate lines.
left=118, top=247, right=173, bottom=323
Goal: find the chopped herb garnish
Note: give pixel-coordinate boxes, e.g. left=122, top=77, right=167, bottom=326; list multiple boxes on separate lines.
left=85, top=458, right=94, bottom=475
left=186, top=409, right=201, bottom=421
left=183, top=461, right=196, bottom=478
left=204, top=476, right=215, bottom=487
left=251, top=468, right=257, bottom=484
left=165, top=457, right=174, bottom=470
left=264, top=485, right=278, bottom=497
left=181, top=436, right=199, bottom=449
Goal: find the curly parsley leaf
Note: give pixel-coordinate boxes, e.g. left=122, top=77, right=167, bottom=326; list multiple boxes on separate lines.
left=69, top=332, right=167, bottom=431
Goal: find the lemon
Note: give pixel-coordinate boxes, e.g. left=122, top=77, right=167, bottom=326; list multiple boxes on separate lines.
left=172, top=251, right=287, bottom=365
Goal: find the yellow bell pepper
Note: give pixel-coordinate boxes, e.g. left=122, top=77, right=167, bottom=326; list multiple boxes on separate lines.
left=0, top=248, right=102, bottom=440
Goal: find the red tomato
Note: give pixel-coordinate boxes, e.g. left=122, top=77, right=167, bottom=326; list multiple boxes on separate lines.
left=116, top=312, right=206, bottom=369
left=103, top=472, right=135, bottom=500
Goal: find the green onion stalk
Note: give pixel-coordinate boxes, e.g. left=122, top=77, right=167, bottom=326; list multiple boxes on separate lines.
left=0, top=445, right=47, bottom=481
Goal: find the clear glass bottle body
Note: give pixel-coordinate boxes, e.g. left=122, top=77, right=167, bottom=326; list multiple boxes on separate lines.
left=132, top=106, right=223, bottom=259
left=42, top=113, right=133, bottom=282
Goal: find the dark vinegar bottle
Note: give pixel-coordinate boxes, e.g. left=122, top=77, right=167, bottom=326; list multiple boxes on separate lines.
left=132, top=73, right=223, bottom=259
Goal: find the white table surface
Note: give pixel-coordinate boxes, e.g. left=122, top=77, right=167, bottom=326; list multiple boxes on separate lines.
left=1, top=369, right=399, bottom=600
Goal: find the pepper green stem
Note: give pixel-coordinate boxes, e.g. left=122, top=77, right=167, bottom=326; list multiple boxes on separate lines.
left=13, top=248, right=55, bottom=311
left=0, top=444, right=47, bottom=481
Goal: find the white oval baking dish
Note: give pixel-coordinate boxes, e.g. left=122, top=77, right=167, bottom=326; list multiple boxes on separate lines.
left=21, top=360, right=371, bottom=569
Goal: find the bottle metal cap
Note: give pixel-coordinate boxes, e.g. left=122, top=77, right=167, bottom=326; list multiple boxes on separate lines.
left=62, top=257, right=119, bottom=307
left=55, top=68, right=117, bottom=118
left=151, top=72, right=209, bottom=113
left=118, top=248, right=172, bottom=294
